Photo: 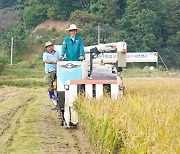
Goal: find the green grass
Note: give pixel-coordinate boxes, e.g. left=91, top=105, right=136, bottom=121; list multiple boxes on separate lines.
left=1, top=57, right=45, bottom=79
left=2, top=68, right=45, bottom=78
left=0, top=60, right=46, bottom=87
left=15, top=58, right=44, bottom=69
left=0, top=61, right=46, bottom=87
left=121, top=67, right=180, bottom=78
left=0, top=79, right=46, bottom=87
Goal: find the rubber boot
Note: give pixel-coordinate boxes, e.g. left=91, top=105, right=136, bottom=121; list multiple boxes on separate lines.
left=49, top=91, right=58, bottom=110
left=48, top=91, right=56, bottom=99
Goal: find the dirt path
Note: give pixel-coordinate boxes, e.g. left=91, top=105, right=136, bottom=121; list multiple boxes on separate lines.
left=0, top=87, right=94, bottom=154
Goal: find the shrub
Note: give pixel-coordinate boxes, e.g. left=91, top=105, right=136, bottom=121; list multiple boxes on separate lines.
left=0, top=57, right=6, bottom=74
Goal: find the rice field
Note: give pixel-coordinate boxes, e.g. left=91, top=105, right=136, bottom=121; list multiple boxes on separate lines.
left=75, top=78, right=180, bottom=153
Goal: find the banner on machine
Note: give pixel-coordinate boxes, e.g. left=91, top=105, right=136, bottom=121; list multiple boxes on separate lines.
left=85, top=52, right=158, bottom=63
left=54, top=45, right=158, bottom=63
left=126, top=52, right=158, bottom=62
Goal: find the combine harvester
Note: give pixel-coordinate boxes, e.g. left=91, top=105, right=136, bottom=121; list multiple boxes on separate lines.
left=54, top=41, right=127, bottom=127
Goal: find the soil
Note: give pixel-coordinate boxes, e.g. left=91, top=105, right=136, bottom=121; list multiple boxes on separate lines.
left=0, top=87, right=94, bottom=154
left=33, top=20, right=70, bottom=33
left=20, top=20, right=70, bottom=61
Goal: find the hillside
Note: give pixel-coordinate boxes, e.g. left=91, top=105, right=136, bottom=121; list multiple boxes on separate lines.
left=32, top=20, right=70, bottom=33
left=0, top=0, right=179, bottom=68
left=0, top=9, right=21, bottom=34
left=19, top=20, right=70, bottom=61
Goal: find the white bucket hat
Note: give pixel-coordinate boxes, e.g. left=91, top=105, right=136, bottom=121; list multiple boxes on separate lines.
left=66, top=24, right=81, bottom=31
left=45, top=41, right=53, bottom=47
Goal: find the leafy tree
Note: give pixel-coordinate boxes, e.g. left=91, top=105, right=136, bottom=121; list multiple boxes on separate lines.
left=0, top=0, right=17, bottom=8
left=0, top=0, right=28, bottom=8
left=0, top=9, right=21, bottom=35
left=114, top=0, right=163, bottom=52
left=0, top=24, right=28, bottom=55
left=1, top=0, right=179, bottom=68
left=0, top=57, right=6, bottom=74
left=90, top=0, right=123, bottom=25
left=47, top=6, right=56, bottom=20
left=163, top=0, right=180, bottom=38
left=163, top=31, right=180, bottom=68
left=159, top=0, right=180, bottom=68
left=28, top=0, right=51, bottom=5
left=79, top=0, right=91, bottom=10
left=23, top=5, right=48, bottom=29
left=70, top=10, right=115, bottom=45
left=130, top=9, right=162, bottom=52
left=80, top=23, right=97, bottom=46
left=70, top=10, right=102, bottom=26
left=26, top=0, right=82, bottom=20
left=52, top=0, right=81, bottom=20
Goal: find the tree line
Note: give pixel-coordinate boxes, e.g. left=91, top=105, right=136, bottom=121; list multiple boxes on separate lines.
left=0, top=0, right=179, bottom=68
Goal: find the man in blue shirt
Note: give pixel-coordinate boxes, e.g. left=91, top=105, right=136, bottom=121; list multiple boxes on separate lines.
left=60, top=24, right=85, bottom=61
left=43, top=41, right=60, bottom=109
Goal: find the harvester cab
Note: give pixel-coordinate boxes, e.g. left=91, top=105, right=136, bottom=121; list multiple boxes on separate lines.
left=54, top=41, right=127, bottom=128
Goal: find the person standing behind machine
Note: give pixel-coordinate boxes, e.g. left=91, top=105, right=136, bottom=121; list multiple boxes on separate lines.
left=60, top=24, right=85, bottom=61
left=43, top=41, right=60, bottom=110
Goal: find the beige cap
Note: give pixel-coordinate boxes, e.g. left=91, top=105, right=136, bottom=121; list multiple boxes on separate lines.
left=45, top=41, right=53, bottom=47
left=66, top=24, right=81, bottom=31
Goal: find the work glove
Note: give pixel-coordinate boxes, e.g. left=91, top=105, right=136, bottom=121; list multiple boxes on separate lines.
left=79, top=56, right=84, bottom=61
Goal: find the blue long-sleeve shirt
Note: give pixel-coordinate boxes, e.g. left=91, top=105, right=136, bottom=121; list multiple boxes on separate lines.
left=61, top=35, right=84, bottom=61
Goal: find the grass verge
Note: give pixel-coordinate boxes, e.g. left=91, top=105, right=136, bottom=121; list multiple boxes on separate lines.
left=121, top=67, right=180, bottom=78
left=0, top=80, right=46, bottom=87
left=2, top=68, right=45, bottom=79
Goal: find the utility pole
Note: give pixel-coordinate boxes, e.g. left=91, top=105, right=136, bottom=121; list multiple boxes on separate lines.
left=10, top=37, right=13, bottom=66
left=98, top=24, right=100, bottom=44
